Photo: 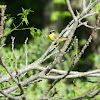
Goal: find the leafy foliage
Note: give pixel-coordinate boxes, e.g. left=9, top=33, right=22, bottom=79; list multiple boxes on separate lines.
left=18, top=8, right=33, bottom=25
left=30, top=27, right=42, bottom=37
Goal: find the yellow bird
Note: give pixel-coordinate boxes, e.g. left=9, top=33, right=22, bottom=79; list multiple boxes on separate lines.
left=48, top=30, right=67, bottom=44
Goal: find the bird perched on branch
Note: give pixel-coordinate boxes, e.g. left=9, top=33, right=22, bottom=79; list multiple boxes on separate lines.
left=48, top=30, right=67, bottom=44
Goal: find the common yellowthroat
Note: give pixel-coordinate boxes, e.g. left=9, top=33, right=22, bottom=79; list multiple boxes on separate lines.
left=48, top=30, right=67, bottom=44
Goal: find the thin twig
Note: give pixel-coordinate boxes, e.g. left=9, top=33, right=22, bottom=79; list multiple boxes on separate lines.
left=20, top=38, right=28, bottom=78
left=66, top=0, right=76, bottom=20
left=25, top=37, right=28, bottom=66
left=0, top=43, right=5, bottom=50
left=73, top=79, right=76, bottom=97
left=89, top=0, right=93, bottom=5
left=11, top=37, right=17, bottom=70
left=74, top=38, right=78, bottom=57
left=0, top=5, right=6, bottom=37
left=79, top=12, right=96, bottom=21
left=88, top=79, right=100, bottom=94
left=78, top=21, right=100, bottom=29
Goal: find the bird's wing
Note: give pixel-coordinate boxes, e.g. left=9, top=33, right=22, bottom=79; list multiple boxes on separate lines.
left=54, top=33, right=59, bottom=39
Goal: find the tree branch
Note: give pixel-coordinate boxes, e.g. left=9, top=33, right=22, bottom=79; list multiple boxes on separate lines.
left=66, top=0, right=76, bottom=20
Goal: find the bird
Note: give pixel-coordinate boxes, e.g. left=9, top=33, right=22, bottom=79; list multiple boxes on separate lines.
left=48, top=30, right=67, bottom=44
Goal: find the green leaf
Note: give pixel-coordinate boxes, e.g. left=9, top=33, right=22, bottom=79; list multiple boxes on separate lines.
left=30, top=27, right=35, bottom=37
left=22, top=17, right=29, bottom=25
left=36, top=29, right=42, bottom=36
left=30, top=27, right=42, bottom=37
left=18, top=8, right=34, bottom=25
left=5, top=18, right=13, bottom=27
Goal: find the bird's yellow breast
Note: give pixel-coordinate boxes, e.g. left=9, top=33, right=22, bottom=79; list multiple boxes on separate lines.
left=48, top=33, right=56, bottom=41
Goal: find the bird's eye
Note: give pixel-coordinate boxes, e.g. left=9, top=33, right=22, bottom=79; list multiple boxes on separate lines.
left=50, top=30, right=55, bottom=34
left=49, top=32, right=52, bottom=34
